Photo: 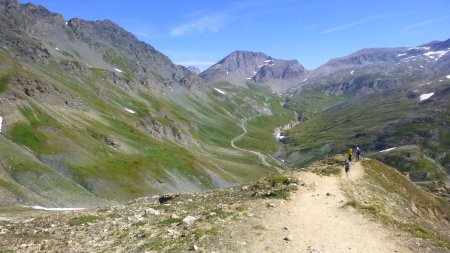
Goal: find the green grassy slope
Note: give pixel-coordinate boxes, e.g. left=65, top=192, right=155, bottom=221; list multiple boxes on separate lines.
left=371, top=146, right=448, bottom=181
left=343, top=160, right=450, bottom=249
left=282, top=79, right=450, bottom=180
left=0, top=47, right=293, bottom=205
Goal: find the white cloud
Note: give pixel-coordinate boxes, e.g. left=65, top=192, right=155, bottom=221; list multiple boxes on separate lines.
left=322, top=16, right=381, bottom=34
left=171, top=13, right=229, bottom=37
left=170, top=0, right=264, bottom=37
left=404, top=17, right=449, bottom=30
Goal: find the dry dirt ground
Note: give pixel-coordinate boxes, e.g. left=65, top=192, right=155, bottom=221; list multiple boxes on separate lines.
left=231, top=161, right=417, bottom=253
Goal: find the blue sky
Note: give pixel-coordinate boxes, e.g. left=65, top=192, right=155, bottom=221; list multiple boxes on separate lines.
left=21, top=0, right=450, bottom=70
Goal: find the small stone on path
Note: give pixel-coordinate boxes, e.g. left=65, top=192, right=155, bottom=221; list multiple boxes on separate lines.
left=284, top=234, right=294, bottom=241
left=267, top=203, right=276, bottom=208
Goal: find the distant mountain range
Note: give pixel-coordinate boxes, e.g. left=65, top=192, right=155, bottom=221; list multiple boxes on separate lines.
left=198, top=40, right=450, bottom=94
left=300, top=40, right=450, bottom=94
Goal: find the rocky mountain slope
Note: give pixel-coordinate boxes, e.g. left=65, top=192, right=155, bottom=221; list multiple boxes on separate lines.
left=0, top=0, right=294, bottom=207
left=0, top=0, right=203, bottom=90
left=200, top=50, right=309, bottom=92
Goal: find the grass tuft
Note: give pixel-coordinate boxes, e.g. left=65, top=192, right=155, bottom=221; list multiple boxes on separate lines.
left=68, top=215, right=102, bottom=226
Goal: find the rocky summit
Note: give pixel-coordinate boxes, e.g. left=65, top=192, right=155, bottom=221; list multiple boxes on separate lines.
left=200, top=50, right=309, bottom=92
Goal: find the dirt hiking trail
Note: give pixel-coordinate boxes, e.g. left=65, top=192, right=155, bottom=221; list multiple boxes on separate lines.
left=241, top=161, right=415, bottom=253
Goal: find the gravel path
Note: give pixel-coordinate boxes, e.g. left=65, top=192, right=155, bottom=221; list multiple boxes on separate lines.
left=242, top=162, right=415, bottom=253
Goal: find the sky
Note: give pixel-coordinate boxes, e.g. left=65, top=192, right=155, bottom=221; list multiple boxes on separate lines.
left=20, top=0, right=450, bottom=70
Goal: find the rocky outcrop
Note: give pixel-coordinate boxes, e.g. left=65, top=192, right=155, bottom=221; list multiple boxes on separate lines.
left=6, top=76, right=87, bottom=110
left=273, top=112, right=300, bottom=141
left=137, top=116, right=192, bottom=145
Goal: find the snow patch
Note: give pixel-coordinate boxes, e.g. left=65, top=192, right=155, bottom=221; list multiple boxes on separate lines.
left=65, top=21, right=68, bottom=25
left=419, top=65, right=424, bottom=68
left=124, top=108, right=136, bottom=114
left=226, top=71, right=229, bottom=75
left=400, top=55, right=420, bottom=62
left=253, top=71, right=257, bottom=74
left=114, top=68, right=123, bottom=73
left=439, top=80, right=443, bottom=82
left=350, top=70, right=355, bottom=74
left=214, top=88, right=226, bottom=95
left=276, top=132, right=285, bottom=140
left=419, top=92, right=434, bottom=101
left=0, top=116, right=2, bottom=133
left=407, top=46, right=430, bottom=51
left=397, top=53, right=407, bottom=57
left=55, top=47, right=60, bottom=51
left=446, top=75, right=450, bottom=79
left=24, top=206, right=85, bottom=211
left=423, top=49, right=450, bottom=60
left=246, top=77, right=252, bottom=80
left=302, top=78, right=308, bottom=82
left=380, top=147, right=396, bottom=153
left=264, top=60, right=271, bottom=63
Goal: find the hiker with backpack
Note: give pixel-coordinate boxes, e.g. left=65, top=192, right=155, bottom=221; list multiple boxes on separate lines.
left=356, top=147, right=361, bottom=161
left=344, top=159, right=350, bottom=178
left=347, top=148, right=353, bottom=162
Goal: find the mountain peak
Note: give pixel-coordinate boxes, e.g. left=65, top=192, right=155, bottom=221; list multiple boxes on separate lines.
left=186, top=66, right=201, bottom=74
left=200, top=50, right=307, bottom=91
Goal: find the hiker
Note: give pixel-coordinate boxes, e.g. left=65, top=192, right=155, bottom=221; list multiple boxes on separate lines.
left=347, top=148, right=353, bottom=162
left=356, top=147, right=361, bottom=161
left=344, top=159, right=350, bottom=177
